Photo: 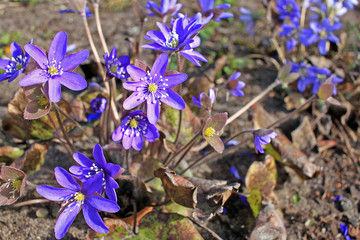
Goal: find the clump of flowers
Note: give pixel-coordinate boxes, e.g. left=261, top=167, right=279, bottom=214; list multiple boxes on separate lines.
left=123, top=53, right=187, bottom=124
left=19, top=31, right=89, bottom=103
left=104, top=47, right=130, bottom=79
left=112, top=110, right=160, bottom=151
left=0, top=41, right=31, bottom=82
left=69, top=144, right=123, bottom=201
left=37, top=167, right=120, bottom=239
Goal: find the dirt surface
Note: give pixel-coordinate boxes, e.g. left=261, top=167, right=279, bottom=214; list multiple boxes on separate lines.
left=0, top=0, right=359, bottom=239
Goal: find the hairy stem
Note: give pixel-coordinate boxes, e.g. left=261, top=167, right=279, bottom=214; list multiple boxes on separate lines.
left=54, top=107, right=76, bottom=154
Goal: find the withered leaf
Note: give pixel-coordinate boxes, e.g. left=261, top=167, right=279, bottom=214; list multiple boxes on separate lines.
left=291, top=116, right=317, bottom=152
left=189, top=177, right=240, bottom=222
left=249, top=203, right=287, bottom=240
left=11, top=143, right=49, bottom=174
left=245, top=155, right=277, bottom=200
left=154, top=167, right=197, bottom=209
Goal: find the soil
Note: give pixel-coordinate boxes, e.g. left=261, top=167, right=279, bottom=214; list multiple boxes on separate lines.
left=0, top=0, right=359, bottom=240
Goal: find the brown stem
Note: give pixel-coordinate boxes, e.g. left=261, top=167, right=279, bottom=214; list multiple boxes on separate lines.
left=94, top=2, right=109, bottom=54
left=48, top=112, right=73, bottom=156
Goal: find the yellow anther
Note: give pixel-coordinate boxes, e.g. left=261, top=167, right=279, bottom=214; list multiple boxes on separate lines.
left=48, top=66, right=59, bottom=76
left=11, top=180, right=21, bottom=192
left=205, top=127, right=216, bottom=137
left=74, top=192, right=85, bottom=202
left=148, top=83, right=158, bottom=93
left=130, top=119, right=139, bottom=128
left=320, top=31, right=327, bottom=37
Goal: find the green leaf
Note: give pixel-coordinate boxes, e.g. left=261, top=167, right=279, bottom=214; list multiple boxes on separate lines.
left=0, top=146, right=24, bottom=164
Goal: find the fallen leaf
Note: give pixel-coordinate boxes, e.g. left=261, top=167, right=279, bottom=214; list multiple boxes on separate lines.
left=11, top=143, right=49, bottom=174
left=249, top=203, right=287, bottom=240
left=291, top=116, right=317, bottom=152
left=0, top=146, right=24, bottom=164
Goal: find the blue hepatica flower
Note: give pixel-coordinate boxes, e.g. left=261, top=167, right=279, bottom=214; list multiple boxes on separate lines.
left=69, top=144, right=122, bottom=202
left=104, top=47, right=130, bottom=79
left=197, top=0, right=233, bottom=21
left=112, top=110, right=160, bottom=151
left=59, top=6, right=92, bottom=18
left=146, top=0, right=182, bottom=20
left=123, top=53, right=187, bottom=124
left=340, top=223, right=355, bottom=240
left=36, top=167, right=120, bottom=239
left=226, top=72, right=245, bottom=97
left=239, top=8, right=256, bottom=35
left=90, top=97, right=107, bottom=114
left=192, top=88, right=215, bottom=109
left=253, top=129, right=277, bottom=154
left=290, top=62, right=343, bottom=95
left=19, top=31, right=89, bottom=103
left=276, top=0, right=301, bottom=26
left=279, top=23, right=299, bottom=51
left=342, top=0, right=358, bottom=10
left=143, top=16, right=207, bottom=66
left=0, top=41, right=31, bottom=82
left=299, top=18, right=342, bottom=55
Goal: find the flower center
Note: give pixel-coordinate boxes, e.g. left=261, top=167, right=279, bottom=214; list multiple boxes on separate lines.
left=6, top=179, right=22, bottom=198
left=110, top=65, right=117, bottom=73
left=148, top=83, right=158, bottom=93
left=130, top=119, right=139, bottom=128
left=166, top=32, right=179, bottom=48
left=205, top=127, right=216, bottom=137
left=74, top=192, right=84, bottom=202
left=48, top=66, right=59, bottom=76
left=320, top=30, right=327, bottom=38
left=16, top=63, right=23, bottom=70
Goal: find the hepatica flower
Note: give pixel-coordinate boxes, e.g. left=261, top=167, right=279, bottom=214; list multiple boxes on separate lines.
left=123, top=53, right=187, bottom=124
left=203, top=113, right=228, bottom=153
left=192, top=88, right=215, bottom=110
left=276, top=0, right=301, bottom=26
left=23, top=84, right=51, bottom=120
left=104, top=47, right=130, bottom=79
left=279, top=23, right=299, bottom=51
left=143, top=16, right=207, bottom=66
left=0, top=166, right=27, bottom=206
left=69, top=144, right=122, bottom=202
left=19, top=31, right=89, bottom=103
left=299, top=18, right=342, bottom=55
left=226, top=72, right=245, bottom=97
left=253, top=129, right=277, bottom=154
left=146, top=0, right=182, bottom=21
left=197, top=0, right=234, bottom=21
left=112, top=110, right=160, bottom=151
left=37, top=167, right=119, bottom=239
left=239, top=8, right=257, bottom=35
left=0, top=41, right=31, bottom=82
left=90, top=97, right=107, bottom=114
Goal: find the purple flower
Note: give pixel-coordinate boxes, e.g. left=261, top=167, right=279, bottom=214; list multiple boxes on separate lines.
left=59, top=6, right=92, bottom=18
left=69, top=144, right=122, bottom=202
left=239, top=8, right=256, bottom=35
left=343, top=0, right=358, bottom=10
left=230, top=165, right=241, bottom=180
left=0, top=41, right=31, bottom=82
left=36, top=167, right=120, bottom=239
left=253, top=129, right=277, bottom=154
left=197, top=0, right=234, bottom=21
left=19, top=31, right=89, bottom=103
left=143, top=17, right=207, bottom=66
left=146, top=0, right=182, bottom=21
left=192, top=88, right=215, bottom=109
left=104, top=47, right=130, bottom=79
left=90, top=97, right=107, bottom=113
left=279, top=23, right=299, bottom=51
left=226, top=72, right=245, bottom=97
left=276, top=0, right=301, bottom=26
left=112, top=110, right=160, bottom=151
left=123, top=53, right=187, bottom=124
left=299, top=18, right=342, bottom=55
